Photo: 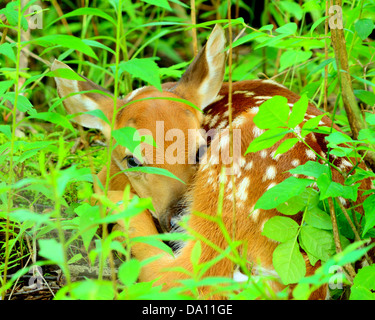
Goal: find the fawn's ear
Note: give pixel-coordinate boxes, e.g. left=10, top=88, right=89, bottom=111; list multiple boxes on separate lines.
left=172, top=24, right=226, bottom=110
left=52, top=60, right=114, bottom=136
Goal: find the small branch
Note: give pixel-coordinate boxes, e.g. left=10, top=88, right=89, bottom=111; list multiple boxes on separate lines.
left=328, top=198, right=356, bottom=282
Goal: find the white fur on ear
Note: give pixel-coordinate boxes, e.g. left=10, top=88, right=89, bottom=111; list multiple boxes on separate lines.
left=52, top=59, right=104, bottom=130
left=199, top=25, right=226, bottom=110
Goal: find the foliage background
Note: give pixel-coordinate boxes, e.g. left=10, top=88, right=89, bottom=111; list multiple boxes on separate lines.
left=1, top=0, right=375, bottom=300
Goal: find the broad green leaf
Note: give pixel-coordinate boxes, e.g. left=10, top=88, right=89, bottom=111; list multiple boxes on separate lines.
left=317, top=173, right=343, bottom=200
left=262, top=216, right=299, bottom=242
left=325, top=131, right=353, bottom=146
left=275, top=22, right=298, bottom=34
left=38, top=239, right=65, bottom=268
left=288, top=95, right=309, bottom=128
left=366, top=113, right=375, bottom=125
left=33, top=35, right=98, bottom=60
left=279, top=1, right=303, bottom=20
left=254, top=96, right=289, bottom=129
left=362, top=194, right=375, bottom=237
left=117, top=58, right=161, bottom=91
left=0, top=125, right=11, bottom=139
left=289, top=161, right=329, bottom=179
left=255, top=177, right=312, bottom=210
left=305, top=207, right=332, bottom=230
left=354, top=18, right=374, bottom=40
left=118, top=259, right=141, bottom=286
left=352, top=265, right=375, bottom=291
left=3, top=92, right=36, bottom=114
left=358, top=128, right=375, bottom=144
left=0, top=80, right=14, bottom=96
left=277, top=188, right=319, bottom=215
left=0, top=43, right=16, bottom=63
left=75, top=203, right=101, bottom=251
left=245, top=128, right=290, bottom=154
left=273, top=240, right=306, bottom=284
left=299, top=225, right=334, bottom=261
left=354, top=89, right=375, bottom=106
left=279, top=50, right=312, bottom=72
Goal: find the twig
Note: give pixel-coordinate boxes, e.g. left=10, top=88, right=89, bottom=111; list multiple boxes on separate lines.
left=328, top=197, right=356, bottom=282
left=336, top=198, right=373, bottom=265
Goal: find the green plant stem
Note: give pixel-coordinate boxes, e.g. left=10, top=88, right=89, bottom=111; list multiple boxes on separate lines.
left=1, top=0, right=23, bottom=300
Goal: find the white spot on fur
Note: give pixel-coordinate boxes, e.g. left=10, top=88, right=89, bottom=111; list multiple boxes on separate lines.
left=209, top=114, right=220, bottom=127
left=264, top=166, right=277, bottom=181
left=251, top=208, right=261, bottom=222
left=306, top=149, right=316, bottom=160
left=291, top=159, right=300, bottom=167
left=237, top=177, right=250, bottom=201
left=253, top=127, right=265, bottom=137
left=244, top=161, right=253, bottom=171
left=262, top=79, right=286, bottom=88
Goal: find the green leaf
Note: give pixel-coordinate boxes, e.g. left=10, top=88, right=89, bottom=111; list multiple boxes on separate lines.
left=289, top=161, right=329, bottom=179
left=279, top=50, right=312, bottom=72
left=38, top=239, right=65, bottom=269
left=191, top=241, right=202, bottom=267
left=117, top=58, right=162, bottom=91
left=273, top=240, right=306, bottom=284
left=305, top=207, right=332, bottom=230
left=354, top=89, right=375, bottom=106
left=255, top=177, right=312, bottom=210
left=230, top=32, right=267, bottom=49
left=34, top=35, right=98, bottom=60
left=0, top=125, right=11, bottom=139
left=288, top=95, right=309, bottom=128
left=317, top=173, right=343, bottom=200
left=301, top=114, right=326, bottom=137
left=254, top=96, right=289, bottom=129
left=46, top=7, right=116, bottom=27
left=277, top=188, right=319, bottom=215
left=124, top=166, right=185, bottom=184
left=29, top=112, right=75, bottom=132
left=3, top=92, right=36, bottom=114
left=279, top=1, right=303, bottom=20
left=299, top=225, right=334, bottom=261
left=245, top=128, right=290, bottom=154
left=262, top=216, right=299, bottom=242
left=141, top=0, right=172, bottom=11
left=75, top=203, right=101, bottom=251
left=118, top=259, right=141, bottom=286
left=325, top=131, right=353, bottom=146
left=0, top=43, right=16, bottom=63
left=354, top=18, right=374, bottom=40
left=46, top=68, right=87, bottom=81
left=273, top=138, right=299, bottom=157
left=275, top=22, right=298, bottom=34
left=353, top=265, right=375, bottom=291
left=366, top=113, right=375, bottom=125
left=362, top=194, right=375, bottom=237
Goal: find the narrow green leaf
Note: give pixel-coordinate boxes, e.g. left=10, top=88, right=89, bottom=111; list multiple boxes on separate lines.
left=33, top=35, right=98, bottom=60
left=29, top=112, right=76, bottom=132
left=245, top=128, right=290, bottom=154
left=273, top=138, right=299, bottom=157
left=141, top=0, right=172, bottom=11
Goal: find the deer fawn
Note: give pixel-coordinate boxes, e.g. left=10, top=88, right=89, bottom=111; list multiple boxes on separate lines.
left=53, top=25, right=372, bottom=299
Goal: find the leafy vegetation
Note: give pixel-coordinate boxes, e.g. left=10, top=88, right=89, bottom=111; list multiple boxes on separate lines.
left=1, top=0, right=375, bottom=300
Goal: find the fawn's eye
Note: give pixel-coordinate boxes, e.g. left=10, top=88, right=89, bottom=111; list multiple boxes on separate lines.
left=123, top=155, right=142, bottom=168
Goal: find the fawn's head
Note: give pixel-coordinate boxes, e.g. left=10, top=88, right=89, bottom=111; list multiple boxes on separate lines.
left=53, top=25, right=226, bottom=231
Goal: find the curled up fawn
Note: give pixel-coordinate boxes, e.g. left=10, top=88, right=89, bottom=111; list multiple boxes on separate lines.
left=53, top=25, right=373, bottom=299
